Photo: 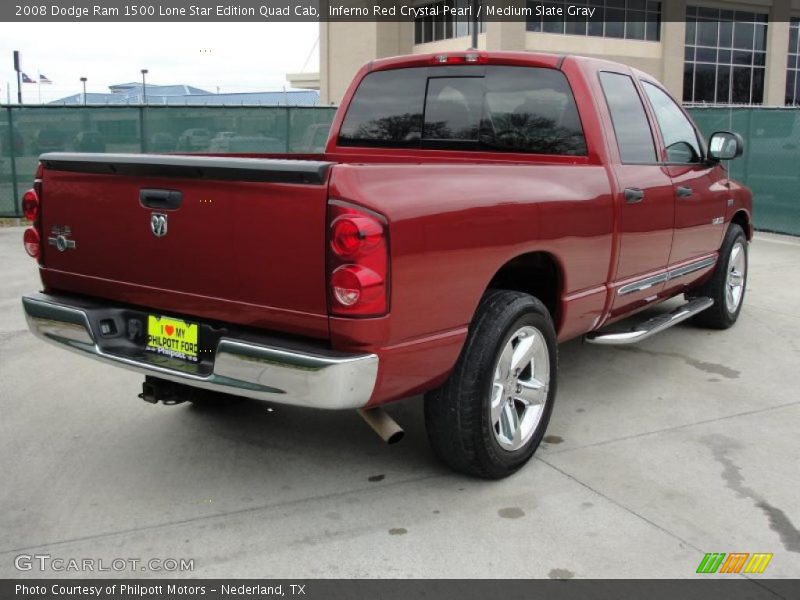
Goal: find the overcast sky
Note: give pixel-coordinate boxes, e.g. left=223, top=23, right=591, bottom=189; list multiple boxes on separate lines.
left=0, top=22, right=319, bottom=104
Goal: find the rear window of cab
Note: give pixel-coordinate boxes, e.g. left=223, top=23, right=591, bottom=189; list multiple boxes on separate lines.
left=338, top=65, right=587, bottom=156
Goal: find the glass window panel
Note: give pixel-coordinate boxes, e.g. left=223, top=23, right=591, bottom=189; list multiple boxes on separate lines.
left=732, top=51, right=753, bottom=66
left=543, top=17, right=565, bottom=34
left=790, top=22, right=799, bottom=54
left=642, top=81, right=702, bottom=162
left=696, top=20, right=718, bottom=47
left=685, top=20, right=696, bottom=45
left=645, top=19, right=659, bottom=41
left=696, top=48, right=716, bottom=63
left=697, top=7, right=718, bottom=20
left=754, top=24, right=767, bottom=51
left=719, top=21, right=733, bottom=48
left=606, top=18, right=625, bottom=39
left=588, top=20, right=604, bottom=36
left=599, top=71, right=656, bottom=162
left=685, top=47, right=695, bottom=62
left=694, top=64, right=716, bottom=103
left=789, top=72, right=797, bottom=105
left=718, top=49, right=732, bottom=64
left=423, top=77, right=483, bottom=141
left=565, top=19, right=587, bottom=35
left=339, top=68, right=426, bottom=147
left=753, top=52, right=765, bottom=67
left=731, top=67, right=752, bottom=103
left=481, top=67, right=587, bottom=155
left=683, top=64, right=694, bottom=102
left=626, top=19, right=646, bottom=40
left=751, top=69, right=764, bottom=104
left=719, top=10, right=734, bottom=21
left=716, top=66, right=731, bottom=103
left=733, top=22, right=755, bottom=50
left=627, top=0, right=647, bottom=11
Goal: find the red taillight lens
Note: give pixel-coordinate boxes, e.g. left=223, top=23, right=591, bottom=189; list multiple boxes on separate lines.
left=330, top=215, right=383, bottom=258
left=23, top=227, right=41, bottom=259
left=22, top=189, right=39, bottom=222
left=327, top=201, right=389, bottom=316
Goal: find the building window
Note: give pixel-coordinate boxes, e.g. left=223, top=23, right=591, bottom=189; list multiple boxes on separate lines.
left=788, top=18, right=800, bottom=105
left=414, top=0, right=484, bottom=45
left=684, top=6, right=768, bottom=105
left=526, top=0, right=662, bottom=42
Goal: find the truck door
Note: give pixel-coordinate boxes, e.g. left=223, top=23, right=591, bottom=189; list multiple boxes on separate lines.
left=640, top=81, right=727, bottom=267
left=598, top=71, right=675, bottom=318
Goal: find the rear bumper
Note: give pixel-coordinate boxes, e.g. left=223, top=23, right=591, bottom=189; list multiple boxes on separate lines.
left=22, top=292, right=378, bottom=410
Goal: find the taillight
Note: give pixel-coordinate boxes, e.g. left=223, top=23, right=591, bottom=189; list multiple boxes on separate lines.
left=327, top=200, right=389, bottom=316
left=23, top=227, right=40, bottom=259
left=22, top=189, right=39, bottom=221
left=23, top=163, right=44, bottom=263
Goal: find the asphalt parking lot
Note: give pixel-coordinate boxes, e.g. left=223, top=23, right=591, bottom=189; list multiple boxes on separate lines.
left=0, top=225, right=798, bottom=581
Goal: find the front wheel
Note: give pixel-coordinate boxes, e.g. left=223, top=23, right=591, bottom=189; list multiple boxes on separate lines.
left=424, top=290, right=557, bottom=479
left=689, top=223, right=748, bottom=329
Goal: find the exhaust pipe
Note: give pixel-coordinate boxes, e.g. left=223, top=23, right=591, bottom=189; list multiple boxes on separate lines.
left=358, top=407, right=404, bottom=444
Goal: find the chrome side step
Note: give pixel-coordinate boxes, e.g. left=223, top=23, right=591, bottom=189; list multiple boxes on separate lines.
left=584, top=297, right=714, bottom=345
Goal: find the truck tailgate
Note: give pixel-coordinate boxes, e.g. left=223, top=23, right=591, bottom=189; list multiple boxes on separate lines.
left=37, top=153, right=333, bottom=339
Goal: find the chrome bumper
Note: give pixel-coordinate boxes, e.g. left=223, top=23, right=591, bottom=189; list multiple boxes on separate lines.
left=22, top=293, right=378, bottom=409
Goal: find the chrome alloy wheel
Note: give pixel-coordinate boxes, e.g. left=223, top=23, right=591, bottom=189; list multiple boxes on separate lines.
left=490, top=325, right=550, bottom=452
left=725, top=241, right=746, bottom=313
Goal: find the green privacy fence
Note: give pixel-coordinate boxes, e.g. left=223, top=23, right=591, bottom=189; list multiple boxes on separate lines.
left=0, top=105, right=337, bottom=217
left=687, top=107, right=800, bottom=236
left=2, top=105, right=799, bottom=236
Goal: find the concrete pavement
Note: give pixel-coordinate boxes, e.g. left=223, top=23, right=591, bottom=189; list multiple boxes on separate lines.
left=0, top=226, right=798, bottom=582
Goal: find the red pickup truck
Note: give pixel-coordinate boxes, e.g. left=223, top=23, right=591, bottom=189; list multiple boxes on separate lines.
left=21, top=51, right=751, bottom=479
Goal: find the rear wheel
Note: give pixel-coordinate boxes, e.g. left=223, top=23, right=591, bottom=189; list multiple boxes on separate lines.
left=689, top=223, right=748, bottom=329
left=424, top=290, right=557, bottom=479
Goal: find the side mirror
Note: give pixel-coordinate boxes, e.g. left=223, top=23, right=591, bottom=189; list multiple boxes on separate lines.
left=708, top=131, right=744, bottom=161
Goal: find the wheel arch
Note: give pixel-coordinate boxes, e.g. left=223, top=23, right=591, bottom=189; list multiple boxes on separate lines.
left=485, top=251, right=563, bottom=330
left=731, top=209, right=753, bottom=240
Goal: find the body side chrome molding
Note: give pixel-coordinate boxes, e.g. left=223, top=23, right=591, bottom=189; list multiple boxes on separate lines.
left=617, top=255, right=717, bottom=296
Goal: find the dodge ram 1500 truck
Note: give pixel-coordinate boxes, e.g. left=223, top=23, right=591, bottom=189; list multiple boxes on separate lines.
left=21, top=51, right=752, bottom=478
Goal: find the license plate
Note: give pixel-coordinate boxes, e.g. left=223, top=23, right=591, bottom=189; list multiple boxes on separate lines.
left=145, top=315, right=199, bottom=362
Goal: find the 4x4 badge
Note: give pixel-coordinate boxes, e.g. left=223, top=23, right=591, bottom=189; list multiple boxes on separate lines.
left=150, top=213, right=168, bottom=237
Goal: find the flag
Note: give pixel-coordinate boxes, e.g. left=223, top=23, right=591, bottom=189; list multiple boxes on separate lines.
left=21, top=72, right=35, bottom=83
left=39, top=73, right=52, bottom=84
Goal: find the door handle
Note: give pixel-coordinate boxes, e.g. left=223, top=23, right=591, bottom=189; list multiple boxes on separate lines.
left=140, top=189, right=182, bottom=210
left=624, top=187, right=645, bottom=204
left=676, top=186, right=693, bottom=199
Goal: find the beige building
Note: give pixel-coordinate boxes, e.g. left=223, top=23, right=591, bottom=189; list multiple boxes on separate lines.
left=319, top=0, right=800, bottom=107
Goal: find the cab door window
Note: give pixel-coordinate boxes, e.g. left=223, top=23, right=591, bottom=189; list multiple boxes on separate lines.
left=642, top=81, right=703, bottom=163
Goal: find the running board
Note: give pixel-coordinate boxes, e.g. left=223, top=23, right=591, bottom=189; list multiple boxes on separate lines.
left=584, top=297, right=714, bottom=345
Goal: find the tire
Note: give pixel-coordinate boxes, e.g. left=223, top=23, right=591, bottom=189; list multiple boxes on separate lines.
left=689, top=223, right=748, bottom=329
left=424, top=290, right=558, bottom=479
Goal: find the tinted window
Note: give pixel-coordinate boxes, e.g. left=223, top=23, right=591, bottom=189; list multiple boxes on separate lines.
left=482, top=66, right=587, bottom=155
left=642, top=81, right=702, bottom=163
left=338, top=68, right=426, bottom=147
left=424, top=77, right=484, bottom=143
left=599, top=72, right=657, bottom=163
left=339, top=66, right=587, bottom=156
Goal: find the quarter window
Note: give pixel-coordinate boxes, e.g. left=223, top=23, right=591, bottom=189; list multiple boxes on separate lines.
left=599, top=72, right=656, bottom=163
left=642, top=82, right=702, bottom=163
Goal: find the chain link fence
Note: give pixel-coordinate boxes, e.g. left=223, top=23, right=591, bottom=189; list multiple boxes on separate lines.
left=688, top=106, right=800, bottom=236
left=0, top=105, right=337, bottom=217
left=2, top=105, right=798, bottom=236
